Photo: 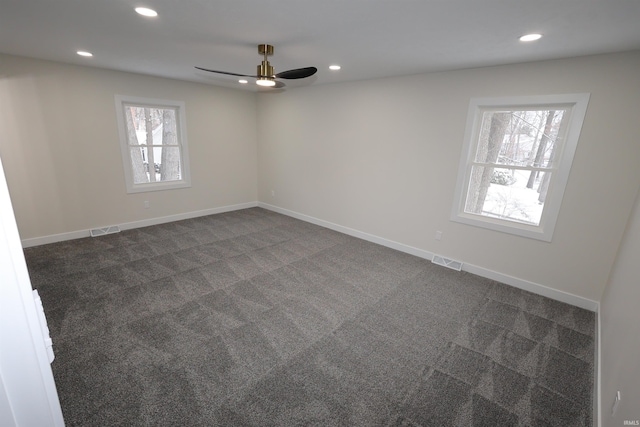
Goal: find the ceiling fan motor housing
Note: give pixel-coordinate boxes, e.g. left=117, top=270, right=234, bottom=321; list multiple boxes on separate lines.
left=257, top=62, right=274, bottom=77
left=257, top=44, right=275, bottom=77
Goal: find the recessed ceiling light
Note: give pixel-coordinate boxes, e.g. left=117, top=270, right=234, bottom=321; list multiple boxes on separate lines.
left=519, top=33, right=542, bottom=42
left=135, top=7, right=158, bottom=17
left=77, top=51, right=93, bottom=57
left=329, top=65, right=341, bottom=71
left=238, top=79, right=248, bottom=84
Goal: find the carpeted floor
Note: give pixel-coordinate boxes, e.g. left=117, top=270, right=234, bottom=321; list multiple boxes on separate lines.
left=24, top=207, right=595, bottom=426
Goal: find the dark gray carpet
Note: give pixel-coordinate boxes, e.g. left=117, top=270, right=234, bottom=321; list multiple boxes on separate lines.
left=24, top=207, right=595, bottom=426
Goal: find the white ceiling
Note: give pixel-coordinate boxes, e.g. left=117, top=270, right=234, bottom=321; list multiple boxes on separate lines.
left=1, top=0, right=640, bottom=91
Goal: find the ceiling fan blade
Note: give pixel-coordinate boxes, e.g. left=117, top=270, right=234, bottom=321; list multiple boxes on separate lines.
left=275, top=67, right=317, bottom=80
left=195, top=67, right=256, bottom=78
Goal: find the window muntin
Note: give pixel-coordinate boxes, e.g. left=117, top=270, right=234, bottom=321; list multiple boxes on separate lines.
left=451, top=94, right=589, bottom=241
left=115, top=96, right=190, bottom=193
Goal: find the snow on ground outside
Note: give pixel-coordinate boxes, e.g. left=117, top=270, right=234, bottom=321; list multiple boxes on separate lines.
left=481, top=169, right=545, bottom=225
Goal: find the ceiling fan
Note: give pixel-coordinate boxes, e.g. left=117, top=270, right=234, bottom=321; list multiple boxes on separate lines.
left=196, top=44, right=317, bottom=88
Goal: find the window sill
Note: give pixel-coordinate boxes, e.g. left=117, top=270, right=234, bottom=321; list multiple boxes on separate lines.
left=126, top=180, right=191, bottom=194
left=451, top=212, right=553, bottom=242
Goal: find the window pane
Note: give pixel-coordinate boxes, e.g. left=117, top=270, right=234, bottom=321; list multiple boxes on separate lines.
left=129, top=147, right=150, bottom=184
left=160, top=109, right=178, bottom=145
left=125, top=105, right=179, bottom=146
left=474, top=109, right=567, bottom=169
left=474, top=111, right=511, bottom=164
left=465, top=166, right=547, bottom=226
left=156, top=146, right=182, bottom=181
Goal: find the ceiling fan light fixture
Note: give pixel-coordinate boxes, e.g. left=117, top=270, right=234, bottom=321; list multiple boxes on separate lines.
left=135, top=7, right=158, bottom=17
left=519, top=33, right=542, bottom=42
left=256, top=78, right=276, bottom=87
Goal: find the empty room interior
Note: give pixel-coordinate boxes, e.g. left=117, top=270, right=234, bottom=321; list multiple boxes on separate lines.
left=1, top=1, right=640, bottom=426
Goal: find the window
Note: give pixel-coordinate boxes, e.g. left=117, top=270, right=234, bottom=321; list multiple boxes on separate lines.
left=451, top=94, right=589, bottom=241
left=115, top=95, right=191, bottom=193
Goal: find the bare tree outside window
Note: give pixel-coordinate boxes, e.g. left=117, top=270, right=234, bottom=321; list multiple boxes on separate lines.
left=125, top=106, right=148, bottom=184
left=161, top=109, right=181, bottom=181
left=465, top=111, right=510, bottom=214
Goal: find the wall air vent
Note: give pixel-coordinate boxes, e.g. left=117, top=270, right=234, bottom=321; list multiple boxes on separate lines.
left=431, top=254, right=463, bottom=271
left=90, top=226, right=121, bottom=237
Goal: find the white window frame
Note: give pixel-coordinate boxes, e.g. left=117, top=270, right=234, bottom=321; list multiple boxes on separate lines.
left=451, top=93, right=590, bottom=241
left=114, top=95, right=191, bottom=193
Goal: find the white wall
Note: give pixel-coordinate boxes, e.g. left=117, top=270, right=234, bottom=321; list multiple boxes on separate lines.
left=600, top=185, right=640, bottom=426
left=2, top=50, right=640, bottom=304
left=257, top=51, right=640, bottom=302
left=0, top=54, right=258, bottom=241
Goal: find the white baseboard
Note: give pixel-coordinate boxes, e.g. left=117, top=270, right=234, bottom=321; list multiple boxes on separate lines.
left=259, top=202, right=599, bottom=312
left=258, top=202, right=435, bottom=260
left=23, top=199, right=599, bottom=312
left=21, top=202, right=258, bottom=248
left=462, top=263, right=599, bottom=312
